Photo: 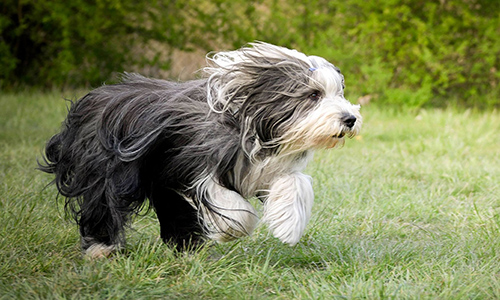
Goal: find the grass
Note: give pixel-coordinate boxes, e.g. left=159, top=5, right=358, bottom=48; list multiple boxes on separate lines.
left=1, top=91, right=499, bottom=299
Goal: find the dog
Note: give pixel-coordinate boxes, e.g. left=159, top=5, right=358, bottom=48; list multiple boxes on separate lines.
left=39, top=42, right=362, bottom=258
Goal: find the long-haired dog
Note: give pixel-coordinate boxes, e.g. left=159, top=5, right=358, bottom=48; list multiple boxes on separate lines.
left=39, top=42, right=362, bottom=258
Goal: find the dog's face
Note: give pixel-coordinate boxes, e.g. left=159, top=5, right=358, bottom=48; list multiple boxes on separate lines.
left=206, top=42, right=362, bottom=154
left=280, top=55, right=362, bottom=151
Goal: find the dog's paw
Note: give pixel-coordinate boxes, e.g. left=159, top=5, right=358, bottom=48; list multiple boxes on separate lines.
left=84, top=243, right=116, bottom=259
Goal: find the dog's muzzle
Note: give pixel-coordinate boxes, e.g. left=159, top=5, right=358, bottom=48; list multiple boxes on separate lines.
left=331, top=114, right=357, bottom=139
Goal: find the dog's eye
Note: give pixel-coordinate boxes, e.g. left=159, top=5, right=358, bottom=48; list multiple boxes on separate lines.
left=308, top=92, right=321, bottom=101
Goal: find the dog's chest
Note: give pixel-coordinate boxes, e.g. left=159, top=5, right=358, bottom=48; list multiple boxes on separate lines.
left=233, top=151, right=313, bottom=198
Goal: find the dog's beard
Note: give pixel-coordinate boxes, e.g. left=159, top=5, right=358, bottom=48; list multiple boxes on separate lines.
left=277, top=98, right=362, bottom=153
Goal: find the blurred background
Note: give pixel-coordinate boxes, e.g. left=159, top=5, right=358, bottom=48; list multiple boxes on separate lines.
left=1, top=0, right=499, bottom=108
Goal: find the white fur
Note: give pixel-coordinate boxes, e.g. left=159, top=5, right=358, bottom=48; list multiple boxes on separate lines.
left=280, top=59, right=362, bottom=152
left=85, top=243, right=116, bottom=258
left=234, top=151, right=313, bottom=198
left=192, top=152, right=315, bottom=245
left=281, top=97, right=362, bottom=152
left=194, top=175, right=259, bottom=242
left=263, top=172, right=314, bottom=245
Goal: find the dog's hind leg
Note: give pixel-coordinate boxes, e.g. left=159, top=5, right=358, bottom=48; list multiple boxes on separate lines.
left=80, top=210, right=123, bottom=258
left=78, top=186, right=131, bottom=258
left=149, top=187, right=205, bottom=251
left=263, top=172, right=314, bottom=246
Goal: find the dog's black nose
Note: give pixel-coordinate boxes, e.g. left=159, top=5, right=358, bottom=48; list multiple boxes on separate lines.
left=342, top=114, right=357, bottom=128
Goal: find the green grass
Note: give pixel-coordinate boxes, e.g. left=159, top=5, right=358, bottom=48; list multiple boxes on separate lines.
left=1, top=91, right=499, bottom=299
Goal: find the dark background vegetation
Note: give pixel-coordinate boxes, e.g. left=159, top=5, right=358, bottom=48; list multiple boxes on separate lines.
left=1, top=0, right=499, bottom=107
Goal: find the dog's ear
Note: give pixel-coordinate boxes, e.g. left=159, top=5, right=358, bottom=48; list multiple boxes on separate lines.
left=204, top=42, right=313, bottom=114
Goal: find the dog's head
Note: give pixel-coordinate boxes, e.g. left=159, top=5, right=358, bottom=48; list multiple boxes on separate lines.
left=205, top=42, right=362, bottom=155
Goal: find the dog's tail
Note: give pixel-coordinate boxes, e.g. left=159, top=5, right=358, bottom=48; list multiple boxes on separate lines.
left=38, top=94, right=147, bottom=250
left=37, top=104, right=79, bottom=189
left=38, top=98, right=89, bottom=198
left=38, top=133, right=62, bottom=175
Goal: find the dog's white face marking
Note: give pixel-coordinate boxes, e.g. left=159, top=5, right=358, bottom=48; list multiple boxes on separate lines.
left=279, top=55, right=362, bottom=152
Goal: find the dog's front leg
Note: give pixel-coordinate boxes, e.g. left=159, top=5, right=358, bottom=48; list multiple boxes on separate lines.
left=263, top=172, right=314, bottom=246
left=198, top=179, right=259, bottom=242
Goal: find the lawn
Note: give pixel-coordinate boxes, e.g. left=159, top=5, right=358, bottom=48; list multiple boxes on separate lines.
left=1, top=91, right=499, bottom=299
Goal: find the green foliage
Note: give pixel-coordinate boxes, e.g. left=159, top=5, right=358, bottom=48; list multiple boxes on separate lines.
left=0, top=0, right=190, bottom=88
left=1, top=0, right=499, bottom=107
left=249, top=0, right=499, bottom=107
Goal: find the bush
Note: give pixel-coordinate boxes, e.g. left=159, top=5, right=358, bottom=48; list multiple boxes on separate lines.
left=252, top=0, right=499, bottom=107
left=0, top=0, right=191, bottom=88
left=1, top=0, right=499, bottom=107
